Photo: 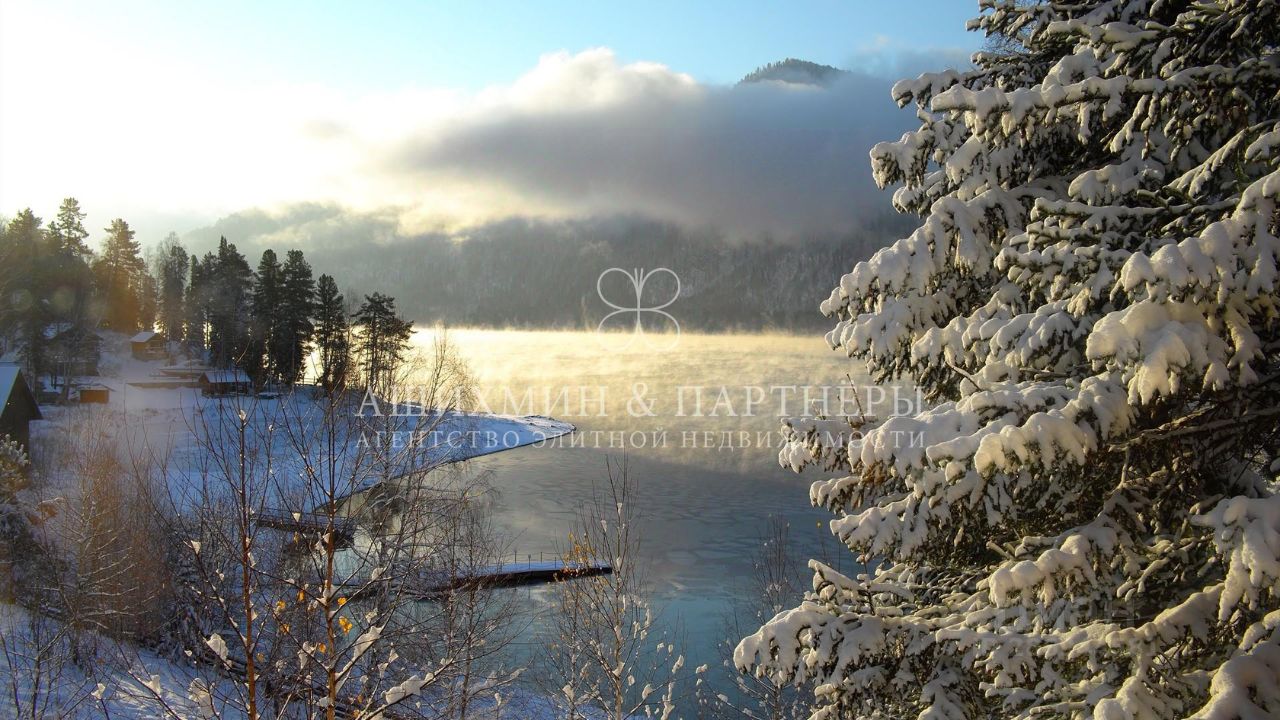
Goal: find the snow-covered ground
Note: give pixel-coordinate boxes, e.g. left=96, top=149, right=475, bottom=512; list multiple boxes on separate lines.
left=6, top=335, right=587, bottom=718
left=0, top=601, right=580, bottom=719
left=30, top=333, right=575, bottom=513
left=0, top=602, right=231, bottom=719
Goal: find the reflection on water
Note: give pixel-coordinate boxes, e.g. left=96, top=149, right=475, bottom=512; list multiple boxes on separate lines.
left=408, top=328, right=872, bottom=679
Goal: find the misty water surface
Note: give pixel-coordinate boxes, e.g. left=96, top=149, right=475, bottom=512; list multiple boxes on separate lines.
left=409, top=328, right=912, bottom=683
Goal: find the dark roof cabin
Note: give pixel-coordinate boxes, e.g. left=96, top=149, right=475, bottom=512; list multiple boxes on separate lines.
left=47, top=325, right=101, bottom=377
left=200, top=369, right=252, bottom=397
left=0, top=365, right=41, bottom=454
left=130, top=331, right=167, bottom=360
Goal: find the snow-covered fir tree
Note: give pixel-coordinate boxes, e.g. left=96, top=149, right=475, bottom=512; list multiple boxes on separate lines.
left=737, top=1, right=1280, bottom=718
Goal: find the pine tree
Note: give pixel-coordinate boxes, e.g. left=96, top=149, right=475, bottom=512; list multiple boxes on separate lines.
left=44, top=198, right=95, bottom=328
left=185, top=254, right=209, bottom=351
left=278, top=249, right=315, bottom=385
left=313, top=274, right=349, bottom=394
left=2, top=204, right=94, bottom=385
left=738, top=3, right=1280, bottom=719
left=250, top=248, right=283, bottom=384
left=352, top=292, right=413, bottom=397
left=207, top=237, right=253, bottom=369
left=137, top=269, right=158, bottom=331
left=155, top=233, right=189, bottom=342
left=94, top=218, right=147, bottom=331
left=0, top=210, right=47, bottom=377
left=48, top=197, right=91, bottom=258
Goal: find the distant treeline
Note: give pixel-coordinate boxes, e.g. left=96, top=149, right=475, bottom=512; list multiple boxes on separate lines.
left=1, top=199, right=414, bottom=394
left=184, top=212, right=914, bottom=332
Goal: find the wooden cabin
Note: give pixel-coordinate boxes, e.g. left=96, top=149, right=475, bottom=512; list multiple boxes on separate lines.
left=130, top=331, right=167, bottom=360
left=78, top=385, right=110, bottom=404
left=0, top=365, right=41, bottom=454
left=46, top=325, right=101, bottom=376
left=200, top=369, right=252, bottom=397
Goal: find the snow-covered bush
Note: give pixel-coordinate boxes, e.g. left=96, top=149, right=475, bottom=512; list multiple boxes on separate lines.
left=0, top=434, right=34, bottom=601
left=737, top=2, right=1280, bottom=718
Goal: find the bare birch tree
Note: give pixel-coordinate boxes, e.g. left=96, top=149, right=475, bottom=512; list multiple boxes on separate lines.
left=543, top=460, right=696, bottom=720
left=700, top=517, right=808, bottom=720
left=165, top=333, right=520, bottom=719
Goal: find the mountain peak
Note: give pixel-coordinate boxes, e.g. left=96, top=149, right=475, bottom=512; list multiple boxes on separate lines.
left=739, top=58, right=846, bottom=87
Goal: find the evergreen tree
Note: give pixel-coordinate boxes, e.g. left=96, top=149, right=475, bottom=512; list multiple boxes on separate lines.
left=0, top=210, right=47, bottom=376
left=0, top=435, right=35, bottom=602
left=137, top=269, right=158, bottom=332
left=313, top=274, right=349, bottom=394
left=738, top=3, right=1280, bottom=719
left=185, top=254, right=209, bottom=351
left=277, top=249, right=315, bottom=385
left=47, top=197, right=91, bottom=258
left=352, top=292, right=412, bottom=397
left=93, top=218, right=147, bottom=331
left=2, top=203, right=94, bottom=384
left=249, top=249, right=283, bottom=383
left=43, top=198, right=95, bottom=328
left=207, top=237, right=253, bottom=369
left=155, top=233, right=189, bottom=342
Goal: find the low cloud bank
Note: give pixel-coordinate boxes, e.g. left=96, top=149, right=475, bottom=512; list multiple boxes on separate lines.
left=383, top=49, right=922, bottom=238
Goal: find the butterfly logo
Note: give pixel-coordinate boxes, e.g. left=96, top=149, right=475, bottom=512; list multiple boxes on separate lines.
left=595, top=267, right=681, bottom=349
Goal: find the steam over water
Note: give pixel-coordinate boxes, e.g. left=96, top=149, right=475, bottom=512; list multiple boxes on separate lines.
left=409, top=328, right=907, bottom=679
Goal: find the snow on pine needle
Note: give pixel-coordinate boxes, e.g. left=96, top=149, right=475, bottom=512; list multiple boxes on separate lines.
left=737, top=2, right=1280, bottom=719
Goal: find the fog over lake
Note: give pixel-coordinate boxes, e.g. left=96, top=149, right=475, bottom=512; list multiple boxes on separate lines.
left=409, top=327, right=916, bottom=673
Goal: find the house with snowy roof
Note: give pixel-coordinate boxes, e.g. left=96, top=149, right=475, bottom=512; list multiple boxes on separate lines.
left=200, top=369, right=252, bottom=396
left=130, top=330, right=167, bottom=360
left=46, top=324, right=101, bottom=377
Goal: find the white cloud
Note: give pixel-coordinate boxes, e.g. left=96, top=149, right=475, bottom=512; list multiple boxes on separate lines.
left=382, top=49, right=917, bottom=238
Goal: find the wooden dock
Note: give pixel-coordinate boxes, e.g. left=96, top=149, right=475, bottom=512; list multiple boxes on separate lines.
left=255, top=509, right=608, bottom=593
left=257, top=509, right=357, bottom=547
left=331, top=554, right=612, bottom=602
left=433, top=556, right=613, bottom=592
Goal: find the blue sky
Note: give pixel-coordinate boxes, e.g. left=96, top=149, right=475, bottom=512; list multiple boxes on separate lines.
left=11, top=1, right=982, bottom=90
left=0, top=0, right=984, bottom=240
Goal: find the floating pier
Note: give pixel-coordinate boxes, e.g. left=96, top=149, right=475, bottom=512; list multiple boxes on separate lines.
left=330, top=553, right=612, bottom=602
left=257, top=509, right=357, bottom=547
left=435, top=556, right=613, bottom=591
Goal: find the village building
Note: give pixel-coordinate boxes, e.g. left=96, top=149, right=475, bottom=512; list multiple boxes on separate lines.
left=200, top=369, right=252, bottom=396
left=0, top=364, right=41, bottom=454
left=130, top=330, right=168, bottom=360
left=77, top=384, right=110, bottom=404
left=46, top=324, right=102, bottom=377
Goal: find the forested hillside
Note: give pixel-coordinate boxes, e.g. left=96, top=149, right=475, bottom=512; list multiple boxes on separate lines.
left=183, top=211, right=913, bottom=330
